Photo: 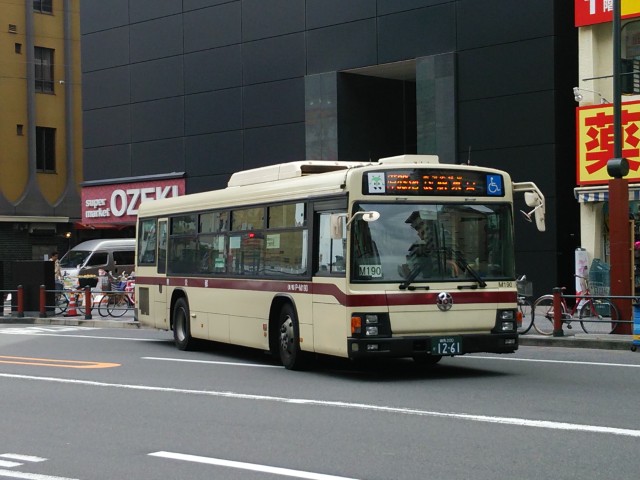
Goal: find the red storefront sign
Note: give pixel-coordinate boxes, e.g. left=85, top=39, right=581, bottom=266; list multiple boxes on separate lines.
left=81, top=178, right=185, bottom=225
left=575, top=0, right=640, bottom=27
left=576, top=101, right=640, bottom=185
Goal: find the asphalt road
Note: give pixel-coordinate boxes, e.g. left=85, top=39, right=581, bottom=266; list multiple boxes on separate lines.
left=1, top=324, right=639, bottom=480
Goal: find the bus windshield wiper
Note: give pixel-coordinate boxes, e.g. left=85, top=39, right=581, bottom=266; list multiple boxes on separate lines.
left=399, top=265, right=430, bottom=290
left=448, top=249, right=487, bottom=289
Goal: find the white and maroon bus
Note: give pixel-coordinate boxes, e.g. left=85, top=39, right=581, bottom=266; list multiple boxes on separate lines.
left=135, top=155, right=545, bottom=369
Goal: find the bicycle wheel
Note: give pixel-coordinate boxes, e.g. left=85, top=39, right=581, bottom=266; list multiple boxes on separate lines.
left=517, top=298, right=534, bottom=334
left=54, top=292, right=69, bottom=315
left=107, top=294, right=128, bottom=318
left=76, top=292, right=95, bottom=315
left=579, top=300, right=619, bottom=334
left=97, top=294, right=110, bottom=318
left=532, top=295, right=564, bottom=335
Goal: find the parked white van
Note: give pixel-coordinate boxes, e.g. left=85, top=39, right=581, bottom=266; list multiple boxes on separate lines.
left=59, top=239, right=135, bottom=284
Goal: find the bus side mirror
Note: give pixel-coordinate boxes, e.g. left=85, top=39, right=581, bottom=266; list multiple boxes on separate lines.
left=521, top=192, right=546, bottom=232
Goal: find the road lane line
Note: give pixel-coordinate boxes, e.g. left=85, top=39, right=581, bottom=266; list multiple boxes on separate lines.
left=142, top=357, right=282, bottom=368
left=0, top=461, right=21, bottom=468
left=0, top=356, right=119, bottom=369
left=0, top=469, right=79, bottom=480
left=150, top=451, right=358, bottom=479
left=0, top=331, right=164, bottom=342
left=2, top=372, right=640, bottom=438
left=461, top=355, right=640, bottom=368
left=0, top=456, right=46, bottom=463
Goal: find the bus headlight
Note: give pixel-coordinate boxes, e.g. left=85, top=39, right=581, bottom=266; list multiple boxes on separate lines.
left=493, top=310, right=517, bottom=333
left=500, top=321, right=515, bottom=332
left=500, top=310, right=515, bottom=320
left=350, top=313, right=390, bottom=338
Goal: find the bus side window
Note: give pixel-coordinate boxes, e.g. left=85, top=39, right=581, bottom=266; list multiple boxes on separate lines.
left=317, top=212, right=346, bottom=275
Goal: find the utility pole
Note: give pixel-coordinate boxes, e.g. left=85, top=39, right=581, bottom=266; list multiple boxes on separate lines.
left=607, top=0, right=632, bottom=333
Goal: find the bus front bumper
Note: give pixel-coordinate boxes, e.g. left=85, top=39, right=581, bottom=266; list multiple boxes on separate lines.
left=347, top=333, right=518, bottom=359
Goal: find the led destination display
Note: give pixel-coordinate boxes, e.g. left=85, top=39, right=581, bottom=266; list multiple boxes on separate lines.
left=364, top=169, right=504, bottom=197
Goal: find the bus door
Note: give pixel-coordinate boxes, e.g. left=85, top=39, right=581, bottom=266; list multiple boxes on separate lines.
left=312, top=209, right=349, bottom=357
left=153, top=219, right=169, bottom=329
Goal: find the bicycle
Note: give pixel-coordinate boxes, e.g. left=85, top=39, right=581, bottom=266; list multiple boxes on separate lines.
left=516, top=275, right=534, bottom=334
left=532, top=275, right=619, bottom=335
left=98, top=281, right=134, bottom=318
left=53, top=290, right=69, bottom=315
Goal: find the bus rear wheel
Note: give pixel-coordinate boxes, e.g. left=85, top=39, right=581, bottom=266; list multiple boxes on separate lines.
left=278, top=304, right=307, bottom=370
left=173, top=297, right=195, bottom=351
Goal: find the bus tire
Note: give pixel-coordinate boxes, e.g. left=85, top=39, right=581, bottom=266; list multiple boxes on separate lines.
left=173, top=297, right=195, bottom=351
left=278, top=303, right=307, bottom=370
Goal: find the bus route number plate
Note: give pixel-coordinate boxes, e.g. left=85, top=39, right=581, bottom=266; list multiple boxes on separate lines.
left=430, top=336, right=462, bottom=355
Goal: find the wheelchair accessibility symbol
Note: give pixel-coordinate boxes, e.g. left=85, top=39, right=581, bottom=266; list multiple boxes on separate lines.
left=486, top=175, right=503, bottom=196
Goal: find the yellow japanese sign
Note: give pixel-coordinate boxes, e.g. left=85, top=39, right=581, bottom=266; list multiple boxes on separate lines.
left=576, top=100, right=640, bottom=185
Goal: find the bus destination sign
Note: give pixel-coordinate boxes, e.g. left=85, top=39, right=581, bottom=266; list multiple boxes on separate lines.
left=364, top=169, right=504, bottom=197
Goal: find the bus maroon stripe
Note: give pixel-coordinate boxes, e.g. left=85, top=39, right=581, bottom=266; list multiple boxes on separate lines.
left=135, top=276, right=516, bottom=307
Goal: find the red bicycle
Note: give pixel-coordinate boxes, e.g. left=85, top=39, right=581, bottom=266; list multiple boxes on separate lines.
left=532, top=275, right=619, bottom=335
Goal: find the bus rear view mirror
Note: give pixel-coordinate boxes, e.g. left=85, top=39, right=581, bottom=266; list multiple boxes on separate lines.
left=331, top=210, right=381, bottom=239
left=520, top=192, right=545, bottom=232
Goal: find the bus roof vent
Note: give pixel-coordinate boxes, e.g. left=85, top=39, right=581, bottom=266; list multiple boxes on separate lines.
left=378, top=154, right=439, bottom=165
left=227, top=161, right=367, bottom=187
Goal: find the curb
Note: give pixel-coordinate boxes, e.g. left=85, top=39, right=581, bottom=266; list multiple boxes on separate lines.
left=519, top=333, right=636, bottom=351
left=0, top=315, right=140, bottom=329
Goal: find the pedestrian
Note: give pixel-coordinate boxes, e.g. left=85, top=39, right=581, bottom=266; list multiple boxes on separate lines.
left=50, top=251, right=64, bottom=291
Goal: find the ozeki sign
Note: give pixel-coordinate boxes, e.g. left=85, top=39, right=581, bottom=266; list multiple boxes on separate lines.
left=81, top=179, right=185, bottom=224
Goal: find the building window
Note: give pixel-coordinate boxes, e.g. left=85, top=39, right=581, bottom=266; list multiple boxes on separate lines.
left=17, top=125, right=24, bottom=136
left=35, top=127, right=56, bottom=172
left=34, top=1, right=53, bottom=14
left=15, top=43, right=22, bottom=54
left=34, top=47, right=54, bottom=93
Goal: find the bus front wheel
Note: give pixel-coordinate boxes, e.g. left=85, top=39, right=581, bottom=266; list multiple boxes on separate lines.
left=278, top=304, right=307, bottom=370
left=173, top=297, right=195, bottom=351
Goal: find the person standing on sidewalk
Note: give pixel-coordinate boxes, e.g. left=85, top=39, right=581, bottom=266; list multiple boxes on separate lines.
left=50, top=252, right=63, bottom=292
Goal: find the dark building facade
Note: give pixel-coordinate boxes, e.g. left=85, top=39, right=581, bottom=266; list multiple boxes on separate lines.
left=80, top=0, right=578, bottom=297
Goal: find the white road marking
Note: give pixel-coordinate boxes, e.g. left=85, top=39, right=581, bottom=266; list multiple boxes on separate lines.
left=142, top=357, right=282, bottom=368
left=0, top=456, right=45, bottom=463
left=0, top=462, right=21, bottom=469
left=0, top=327, right=97, bottom=335
left=461, top=355, right=640, bottom=368
left=2, top=372, right=640, bottom=438
left=149, top=451, right=358, bottom=480
left=0, top=470, right=79, bottom=480
left=0, top=329, right=163, bottom=342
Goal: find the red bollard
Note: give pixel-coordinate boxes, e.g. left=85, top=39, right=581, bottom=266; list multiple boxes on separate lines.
left=17, top=285, right=24, bottom=318
left=84, top=286, right=92, bottom=320
left=39, top=285, right=46, bottom=318
left=552, top=287, right=563, bottom=337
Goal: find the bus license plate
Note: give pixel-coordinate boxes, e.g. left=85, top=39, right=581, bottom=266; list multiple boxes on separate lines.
left=431, top=336, right=462, bottom=355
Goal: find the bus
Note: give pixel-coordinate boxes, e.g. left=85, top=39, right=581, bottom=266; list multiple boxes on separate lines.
left=135, top=155, right=545, bottom=370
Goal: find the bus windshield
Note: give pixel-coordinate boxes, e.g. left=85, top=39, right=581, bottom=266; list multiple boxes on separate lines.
left=350, top=202, right=514, bottom=284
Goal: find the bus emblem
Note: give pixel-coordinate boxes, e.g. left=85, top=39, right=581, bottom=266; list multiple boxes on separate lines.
left=436, top=292, right=453, bottom=311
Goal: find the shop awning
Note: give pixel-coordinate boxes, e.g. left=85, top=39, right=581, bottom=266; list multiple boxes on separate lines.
left=574, top=184, right=640, bottom=203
